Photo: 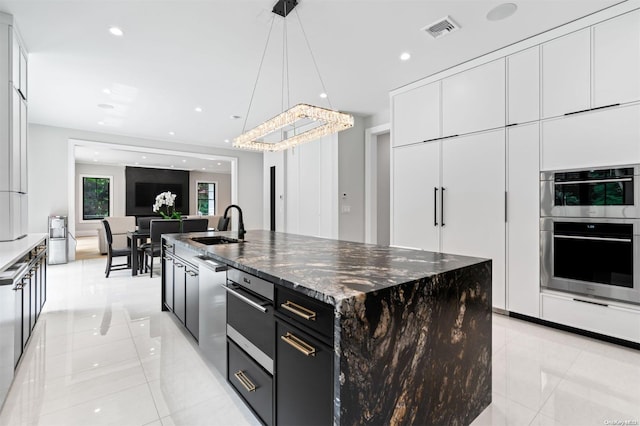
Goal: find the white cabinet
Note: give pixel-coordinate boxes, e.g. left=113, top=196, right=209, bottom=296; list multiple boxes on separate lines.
left=506, top=123, right=540, bottom=317
left=541, top=292, right=640, bottom=343
left=442, top=59, right=505, bottom=136
left=0, top=192, right=26, bottom=241
left=392, top=142, right=440, bottom=251
left=10, top=88, right=20, bottom=192
left=541, top=103, right=640, bottom=171
left=541, top=29, right=591, bottom=118
left=507, top=47, right=540, bottom=125
left=440, top=129, right=506, bottom=309
left=392, top=82, right=440, bottom=147
left=10, top=27, right=18, bottom=87
left=19, top=96, right=27, bottom=193
left=592, top=10, right=640, bottom=107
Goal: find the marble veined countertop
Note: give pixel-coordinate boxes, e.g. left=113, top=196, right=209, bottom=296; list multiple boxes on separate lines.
left=0, top=234, right=47, bottom=273
left=166, top=230, right=488, bottom=306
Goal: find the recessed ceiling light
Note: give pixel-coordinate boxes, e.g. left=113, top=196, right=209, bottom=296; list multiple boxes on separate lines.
left=94, top=151, right=99, bottom=155
left=202, top=167, right=206, bottom=170
left=102, top=88, right=111, bottom=95
left=487, top=3, right=518, bottom=21
left=170, top=165, right=175, bottom=168
left=224, top=139, right=230, bottom=143
left=108, top=26, right=124, bottom=37
left=93, top=159, right=98, bottom=162
left=194, top=107, right=203, bottom=113
left=97, top=103, right=114, bottom=109
left=230, top=115, right=241, bottom=120
left=98, top=121, right=105, bottom=125
left=168, top=131, right=175, bottom=136
left=217, top=162, right=221, bottom=166
left=142, top=156, right=147, bottom=159
left=400, top=52, right=411, bottom=61
left=320, top=93, right=327, bottom=99
left=182, top=159, right=187, bottom=163
left=135, top=162, right=139, bottom=165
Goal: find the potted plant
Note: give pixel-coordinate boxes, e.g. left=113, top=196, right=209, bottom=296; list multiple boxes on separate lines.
left=153, top=191, right=182, bottom=219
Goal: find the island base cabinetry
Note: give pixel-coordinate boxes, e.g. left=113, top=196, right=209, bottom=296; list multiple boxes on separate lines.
left=275, top=320, right=333, bottom=426
left=228, top=340, right=273, bottom=426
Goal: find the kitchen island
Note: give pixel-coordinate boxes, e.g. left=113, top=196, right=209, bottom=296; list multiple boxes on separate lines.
left=162, top=230, right=491, bottom=425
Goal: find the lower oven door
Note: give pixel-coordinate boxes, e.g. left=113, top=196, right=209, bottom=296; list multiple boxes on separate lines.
left=541, top=217, right=640, bottom=305
left=225, top=283, right=274, bottom=374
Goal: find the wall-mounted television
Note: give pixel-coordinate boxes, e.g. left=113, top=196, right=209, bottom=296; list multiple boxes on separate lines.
left=134, top=182, right=185, bottom=210
left=125, top=167, right=190, bottom=216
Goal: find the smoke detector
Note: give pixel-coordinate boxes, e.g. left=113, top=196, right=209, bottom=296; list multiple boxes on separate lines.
left=421, top=16, right=461, bottom=39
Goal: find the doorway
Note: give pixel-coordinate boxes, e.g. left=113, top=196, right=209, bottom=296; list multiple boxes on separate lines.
left=364, top=124, right=391, bottom=245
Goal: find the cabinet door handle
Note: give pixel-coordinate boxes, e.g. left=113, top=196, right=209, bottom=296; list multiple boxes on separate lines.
left=281, top=332, right=316, bottom=357
left=433, top=187, right=438, bottom=226
left=440, top=187, right=446, bottom=227
left=175, top=263, right=184, bottom=268
left=280, top=300, right=316, bottom=321
left=234, top=370, right=257, bottom=392
left=187, top=271, right=198, bottom=277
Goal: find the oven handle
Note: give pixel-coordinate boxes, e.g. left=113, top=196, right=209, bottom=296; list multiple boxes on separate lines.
left=554, top=235, right=632, bottom=243
left=555, top=177, right=632, bottom=185
left=223, top=285, right=268, bottom=313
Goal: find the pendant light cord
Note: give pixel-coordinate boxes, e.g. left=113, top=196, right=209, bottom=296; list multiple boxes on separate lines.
left=294, top=8, right=332, bottom=109
left=242, top=15, right=276, bottom=133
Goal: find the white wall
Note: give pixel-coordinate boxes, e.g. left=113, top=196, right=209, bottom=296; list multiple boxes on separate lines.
left=189, top=171, right=231, bottom=216
left=74, top=163, right=125, bottom=236
left=338, top=115, right=366, bottom=243
left=28, top=124, right=264, bottom=243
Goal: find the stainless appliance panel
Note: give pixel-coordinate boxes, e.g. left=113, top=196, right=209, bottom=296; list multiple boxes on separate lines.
left=541, top=165, right=640, bottom=218
left=541, top=217, right=640, bottom=304
left=197, top=257, right=228, bottom=376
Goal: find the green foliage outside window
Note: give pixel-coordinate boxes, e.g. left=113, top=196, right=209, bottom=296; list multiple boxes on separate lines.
left=83, top=177, right=111, bottom=220
left=197, top=182, right=216, bottom=215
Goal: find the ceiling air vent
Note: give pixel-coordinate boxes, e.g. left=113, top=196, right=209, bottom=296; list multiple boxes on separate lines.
left=421, top=16, right=460, bottom=39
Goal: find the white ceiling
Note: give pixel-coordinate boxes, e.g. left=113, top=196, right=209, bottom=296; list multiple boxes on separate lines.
left=74, top=144, right=233, bottom=173
left=1, top=0, right=621, bottom=150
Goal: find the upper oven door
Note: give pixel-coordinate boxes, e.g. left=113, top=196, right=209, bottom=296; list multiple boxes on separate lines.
left=541, top=165, right=640, bottom=218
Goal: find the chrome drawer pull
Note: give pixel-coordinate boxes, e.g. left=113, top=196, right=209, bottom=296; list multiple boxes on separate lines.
left=281, top=332, right=316, bottom=357
left=223, top=285, right=268, bottom=313
left=281, top=301, right=316, bottom=321
left=234, top=370, right=257, bottom=392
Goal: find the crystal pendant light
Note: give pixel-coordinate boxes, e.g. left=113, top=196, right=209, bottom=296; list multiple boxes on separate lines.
left=234, top=0, right=354, bottom=152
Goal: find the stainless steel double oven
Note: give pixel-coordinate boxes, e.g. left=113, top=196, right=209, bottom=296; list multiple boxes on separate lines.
left=540, top=165, right=640, bottom=305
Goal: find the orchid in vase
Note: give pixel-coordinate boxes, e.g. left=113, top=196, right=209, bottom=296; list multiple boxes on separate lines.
left=153, top=191, right=182, bottom=219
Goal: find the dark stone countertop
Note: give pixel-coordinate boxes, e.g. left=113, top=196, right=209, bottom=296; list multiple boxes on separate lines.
left=165, top=230, right=489, bottom=307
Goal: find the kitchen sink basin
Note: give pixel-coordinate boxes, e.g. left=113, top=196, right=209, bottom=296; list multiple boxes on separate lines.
left=190, top=236, right=242, bottom=245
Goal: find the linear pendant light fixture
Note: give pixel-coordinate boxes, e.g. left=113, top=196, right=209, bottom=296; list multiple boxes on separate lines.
left=234, top=0, right=354, bottom=152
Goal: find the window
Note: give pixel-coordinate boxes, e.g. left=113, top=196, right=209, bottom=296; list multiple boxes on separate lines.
left=197, top=182, right=216, bottom=215
left=81, top=176, right=112, bottom=220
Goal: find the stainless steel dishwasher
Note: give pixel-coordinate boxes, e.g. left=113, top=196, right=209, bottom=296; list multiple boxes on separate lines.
left=195, top=256, right=228, bottom=376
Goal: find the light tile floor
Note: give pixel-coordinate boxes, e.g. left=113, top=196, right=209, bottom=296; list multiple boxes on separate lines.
left=0, top=257, right=639, bottom=426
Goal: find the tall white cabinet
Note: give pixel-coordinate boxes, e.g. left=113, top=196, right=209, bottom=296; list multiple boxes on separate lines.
left=391, top=5, right=640, bottom=322
left=0, top=14, right=28, bottom=241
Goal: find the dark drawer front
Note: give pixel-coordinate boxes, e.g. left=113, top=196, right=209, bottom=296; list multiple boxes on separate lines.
left=228, top=340, right=273, bottom=426
left=226, top=286, right=274, bottom=359
left=276, top=286, right=334, bottom=340
left=227, top=268, right=274, bottom=301
left=276, top=320, right=333, bottom=426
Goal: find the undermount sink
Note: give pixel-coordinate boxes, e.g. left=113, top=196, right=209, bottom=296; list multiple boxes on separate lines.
left=190, top=236, right=243, bottom=245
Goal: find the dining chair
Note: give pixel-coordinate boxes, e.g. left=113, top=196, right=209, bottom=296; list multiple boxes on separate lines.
left=137, top=216, right=155, bottom=232
left=181, top=218, right=209, bottom=233
left=143, top=219, right=181, bottom=277
left=102, top=219, right=131, bottom=278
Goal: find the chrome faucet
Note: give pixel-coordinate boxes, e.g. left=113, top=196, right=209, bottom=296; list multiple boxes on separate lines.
left=223, top=204, right=246, bottom=240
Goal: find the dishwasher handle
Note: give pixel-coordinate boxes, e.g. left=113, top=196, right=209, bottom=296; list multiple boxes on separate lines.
left=194, top=255, right=228, bottom=272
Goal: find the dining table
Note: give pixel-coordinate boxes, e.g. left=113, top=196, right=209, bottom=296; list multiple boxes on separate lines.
left=127, top=229, right=150, bottom=276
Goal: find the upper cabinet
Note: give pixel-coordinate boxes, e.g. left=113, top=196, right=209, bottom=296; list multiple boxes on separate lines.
left=392, top=82, right=440, bottom=147
left=592, top=10, right=640, bottom=107
left=541, top=28, right=591, bottom=118
left=10, top=28, right=27, bottom=100
left=442, top=59, right=505, bottom=136
left=507, top=47, right=540, bottom=125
